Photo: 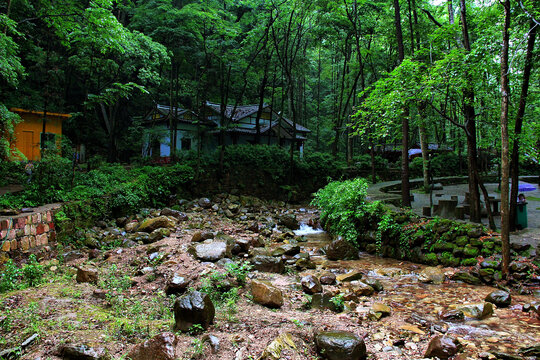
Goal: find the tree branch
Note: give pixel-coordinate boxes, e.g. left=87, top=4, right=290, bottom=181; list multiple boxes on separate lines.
left=421, top=8, right=442, bottom=27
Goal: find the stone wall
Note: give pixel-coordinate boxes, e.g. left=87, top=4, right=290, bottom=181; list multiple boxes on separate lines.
left=0, top=206, right=59, bottom=256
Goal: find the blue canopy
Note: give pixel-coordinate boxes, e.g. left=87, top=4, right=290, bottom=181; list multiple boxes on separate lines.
left=518, top=181, right=537, bottom=192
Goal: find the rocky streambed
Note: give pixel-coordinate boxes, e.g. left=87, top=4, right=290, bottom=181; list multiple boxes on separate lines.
left=0, top=195, right=539, bottom=360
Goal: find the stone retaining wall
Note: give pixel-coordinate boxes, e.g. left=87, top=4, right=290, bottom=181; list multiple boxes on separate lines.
left=0, top=207, right=59, bottom=255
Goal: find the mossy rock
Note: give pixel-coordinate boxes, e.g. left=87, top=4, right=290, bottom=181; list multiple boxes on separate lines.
left=470, top=238, right=483, bottom=247
left=455, top=236, right=469, bottom=247
left=479, top=268, right=495, bottom=277
left=481, top=248, right=494, bottom=257
left=424, top=253, right=439, bottom=266
left=467, top=225, right=484, bottom=238
left=452, top=247, right=464, bottom=257
left=461, top=258, right=478, bottom=266
left=463, top=246, right=479, bottom=258
left=491, top=237, right=502, bottom=246
left=432, top=242, right=455, bottom=252
left=440, top=255, right=460, bottom=267
left=483, top=241, right=494, bottom=250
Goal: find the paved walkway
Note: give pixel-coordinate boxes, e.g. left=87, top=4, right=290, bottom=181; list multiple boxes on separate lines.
left=367, top=177, right=540, bottom=251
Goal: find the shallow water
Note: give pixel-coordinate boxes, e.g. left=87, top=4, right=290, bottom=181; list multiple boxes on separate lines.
left=299, top=226, right=540, bottom=356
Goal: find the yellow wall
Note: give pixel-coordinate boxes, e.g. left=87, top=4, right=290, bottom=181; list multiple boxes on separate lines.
left=10, top=108, right=69, bottom=161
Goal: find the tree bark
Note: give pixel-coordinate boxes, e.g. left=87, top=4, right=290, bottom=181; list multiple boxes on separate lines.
left=500, top=0, right=511, bottom=277
left=510, top=20, right=537, bottom=230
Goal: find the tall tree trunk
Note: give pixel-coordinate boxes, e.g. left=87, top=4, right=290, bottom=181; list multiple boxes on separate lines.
left=394, top=0, right=411, bottom=207
left=500, top=0, right=511, bottom=277
left=460, top=0, right=481, bottom=222
left=418, top=102, right=430, bottom=190
left=510, top=20, right=537, bottom=231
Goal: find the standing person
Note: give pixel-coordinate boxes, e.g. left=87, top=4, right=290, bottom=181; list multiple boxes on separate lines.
left=25, top=161, right=34, bottom=183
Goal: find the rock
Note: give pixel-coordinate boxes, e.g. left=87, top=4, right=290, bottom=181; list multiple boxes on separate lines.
left=130, top=232, right=150, bottom=243
left=454, top=302, right=493, bottom=319
left=315, top=330, right=366, bottom=360
left=301, top=275, right=322, bottom=294
left=439, top=309, right=464, bottom=321
left=485, top=290, right=511, bottom=308
left=337, top=271, right=363, bottom=282
left=59, top=344, right=110, bottom=360
left=278, top=214, right=299, bottom=230
left=325, top=237, right=359, bottom=261
left=198, top=198, right=212, bottom=209
left=76, top=266, right=98, bottom=284
left=160, top=208, right=188, bottom=221
left=261, top=332, right=304, bottom=360
left=147, top=228, right=171, bottom=243
left=320, top=272, right=337, bottom=285
left=424, top=335, right=460, bottom=359
left=251, top=255, right=284, bottom=274
left=419, top=267, right=445, bottom=285
left=126, top=333, right=178, bottom=360
left=138, top=216, right=176, bottom=233
left=370, top=303, right=391, bottom=319
left=125, top=221, right=139, bottom=232
left=191, top=231, right=203, bottom=242
left=349, top=281, right=374, bottom=296
left=63, top=250, right=85, bottom=262
left=312, top=292, right=340, bottom=312
left=295, top=257, right=316, bottom=270
left=202, top=334, right=220, bottom=354
left=165, top=274, right=190, bottom=296
left=251, top=280, right=283, bottom=308
left=451, top=271, right=482, bottom=285
left=234, top=238, right=251, bottom=253
left=491, top=352, right=523, bottom=360
left=173, top=291, right=215, bottom=332
left=362, top=278, right=383, bottom=292
left=190, top=241, right=228, bottom=262
left=272, top=244, right=300, bottom=257
left=93, top=289, right=107, bottom=299
left=520, top=344, right=540, bottom=357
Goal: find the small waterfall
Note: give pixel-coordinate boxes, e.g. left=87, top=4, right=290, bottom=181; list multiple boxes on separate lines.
left=294, top=223, right=324, bottom=236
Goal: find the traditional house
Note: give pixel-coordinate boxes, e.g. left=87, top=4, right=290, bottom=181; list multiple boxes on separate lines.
left=142, top=102, right=310, bottom=160
left=9, top=108, right=70, bottom=161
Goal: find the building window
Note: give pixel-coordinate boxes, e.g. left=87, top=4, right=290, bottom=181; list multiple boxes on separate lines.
left=181, top=138, right=192, bottom=150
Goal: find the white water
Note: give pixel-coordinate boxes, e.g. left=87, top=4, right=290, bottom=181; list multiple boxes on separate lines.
left=293, top=223, right=324, bottom=236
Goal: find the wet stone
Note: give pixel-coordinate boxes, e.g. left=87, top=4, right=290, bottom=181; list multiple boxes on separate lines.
left=362, top=278, right=383, bottom=292
left=454, top=302, right=493, bottom=320
left=419, top=267, right=445, bottom=285
left=485, top=290, right=511, bottom=308
left=451, top=271, right=482, bottom=285
left=301, top=275, right=322, bottom=294
left=325, top=236, right=359, bottom=261
left=315, top=330, right=366, bottom=360
left=424, top=335, right=460, bottom=359
left=320, top=272, right=337, bottom=285
left=439, top=309, right=464, bottom=322
left=251, top=255, right=285, bottom=273
left=337, top=271, right=363, bottom=283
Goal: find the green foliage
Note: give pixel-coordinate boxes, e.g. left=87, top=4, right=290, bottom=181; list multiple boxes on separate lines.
left=0, top=255, right=45, bottom=293
left=329, top=293, right=345, bottom=312
left=312, top=178, right=384, bottom=244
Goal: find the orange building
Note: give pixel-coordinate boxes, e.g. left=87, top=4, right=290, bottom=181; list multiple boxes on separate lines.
left=9, top=108, right=71, bottom=161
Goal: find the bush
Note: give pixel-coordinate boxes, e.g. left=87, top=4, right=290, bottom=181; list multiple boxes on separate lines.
left=311, top=178, right=384, bottom=244
left=353, top=154, right=388, bottom=171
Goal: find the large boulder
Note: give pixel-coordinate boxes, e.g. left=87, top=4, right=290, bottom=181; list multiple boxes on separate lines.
left=315, top=331, right=366, bottom=360
left=190, top=241, right=228, bottom=262
left=126, top=333, right=178, bottom=360
left=325, top=237, right=359, bottom=261
left=138, top=216, right=176, bottom=233
left=485, top=290, right=511, bottom=308
left=419, top=267, right=445, bottom=285
left=251, top=255, right=285, bottom=274
left=424, top=335, right=460, bottom=359
left=198, top=198, right=212, bottom=209
left=451, top=271, right=481, bottom=285
left=147, top=228, right=171, bottom=243
left=251, top=280, right=283, bottom=308
left=173, top=291, right=215, bottom=332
